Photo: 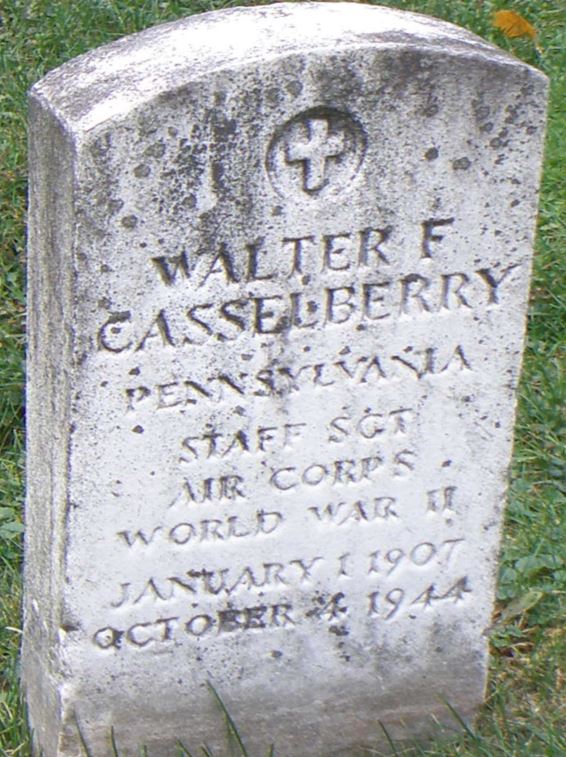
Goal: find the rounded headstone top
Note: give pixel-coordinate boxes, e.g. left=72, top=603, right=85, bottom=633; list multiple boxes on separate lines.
left=30, top=2, right=542, bottom=132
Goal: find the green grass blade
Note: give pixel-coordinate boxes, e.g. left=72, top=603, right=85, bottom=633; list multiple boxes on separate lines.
left=378, top=721, right=400, bottom=756
left=177, top=739, right=197, bottom=757
left=74, top=715, right=94, bottom=757
left=441, top=699, right=478, bottom=741
left=110, top=725, right=120, bottom=757
left=207, top=681, right=248, bottom=756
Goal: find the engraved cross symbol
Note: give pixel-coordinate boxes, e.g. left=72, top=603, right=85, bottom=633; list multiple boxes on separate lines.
left=285, top=117, right=345, bottom=193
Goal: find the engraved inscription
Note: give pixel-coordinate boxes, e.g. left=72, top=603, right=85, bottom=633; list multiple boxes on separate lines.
left=110, top=556, right=325, bottom=608
left=97, top=213, right=522, bottom=358
left=117, top=510, right=283, bottom=548
left=86, top=170, right=504, bottom=661
left=269, top=450, right=416, bottom=491
left=308, top=496, right=399, bottom=526
left=427, top=486, right=457, bottom=514
left=93, top=602, right=297, bottom=649
left=98, top=258, right=520, bottom=354
left=368, top=576, right=472, bottom=621
left=285, top=117, right=346, bottom=192
left=179, top=422, right=306, bottom=463
left=92, top=574, right=473, bottom=650
left=267, top=108, right=366, bottom=198
left=125, top=343, right=472, bottom=413
left=309, top=486, right=459, bottom=528
left=368, top=538, right=464, bottom=575
left=327, top=407, right=414, bottom=442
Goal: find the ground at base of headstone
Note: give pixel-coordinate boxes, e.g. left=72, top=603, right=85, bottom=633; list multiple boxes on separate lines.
left=46, top=683, right=488, bottom=756
left=0, top=0, right=564, bottom=755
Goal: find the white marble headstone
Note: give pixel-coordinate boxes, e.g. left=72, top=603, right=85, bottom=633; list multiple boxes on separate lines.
left=24, top=4, right=547, bottom=754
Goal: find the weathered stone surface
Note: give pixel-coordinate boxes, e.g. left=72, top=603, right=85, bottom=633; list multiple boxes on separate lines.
left=24, top=4, right=547, bottom=755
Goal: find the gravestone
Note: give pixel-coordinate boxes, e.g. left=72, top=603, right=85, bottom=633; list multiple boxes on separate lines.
left=24, top=4, right=547, bottom=755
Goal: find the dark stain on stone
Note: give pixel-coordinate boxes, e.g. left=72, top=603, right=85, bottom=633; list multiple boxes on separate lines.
left=314, top=57, right=364, bottom=101
left=90, top=131, right=113, bottom=159
left=134, top=164, right=151, bottom=178
left=108, top=199, right=124, bottom=214
left=452, top=157, right=471, bottom=171
left=286, top=80, right=302, bottom=97
left=60, top=623, right=79, bottom=633
left=145, top=141, right=166, bottom=159
left=473, top=103, right=490, bottom=122
left=490, top=128, right=510, bottom=149
left=329, top=625, right=349, bottom=636
left=421, top=100, right=439, bottom=117
left=266, top=87, right=280, bottom=107
left=121, top=215, right=138, bottom=229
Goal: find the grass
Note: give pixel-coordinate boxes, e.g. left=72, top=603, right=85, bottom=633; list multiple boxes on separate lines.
left=0, top=0, right=564, bottom=754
